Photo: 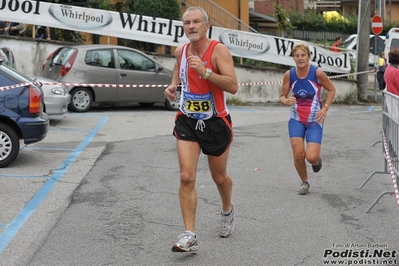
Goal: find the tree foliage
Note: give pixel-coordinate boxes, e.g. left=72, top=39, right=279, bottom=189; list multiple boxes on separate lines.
left=288, top=8, right=358, bottom=34
left=274, top=4, right=295, bottom=37
left=121, top=0, right=181, bottom=52
left=131, top=0, right=180, bottom=20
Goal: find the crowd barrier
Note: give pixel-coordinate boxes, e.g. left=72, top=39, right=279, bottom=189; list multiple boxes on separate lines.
left=359, top=90, right=399, bottom=213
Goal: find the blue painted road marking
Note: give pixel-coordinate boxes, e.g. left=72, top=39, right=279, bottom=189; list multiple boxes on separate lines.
left=0, top=116, right=108, bottom=254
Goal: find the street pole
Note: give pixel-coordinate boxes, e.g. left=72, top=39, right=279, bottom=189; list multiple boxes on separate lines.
left=356, top=0, right=372, bottom=101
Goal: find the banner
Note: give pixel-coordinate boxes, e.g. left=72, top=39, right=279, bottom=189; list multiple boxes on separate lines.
left=0, top=0, right=350, bottom=73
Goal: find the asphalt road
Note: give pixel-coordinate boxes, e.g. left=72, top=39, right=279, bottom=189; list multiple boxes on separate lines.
left=0, top=103, right=398, bottom=266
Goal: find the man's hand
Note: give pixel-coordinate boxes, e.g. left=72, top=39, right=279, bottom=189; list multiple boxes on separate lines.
left=187, top=55, right=205, bottom=77
left=164, top=85, right=177, bottom=101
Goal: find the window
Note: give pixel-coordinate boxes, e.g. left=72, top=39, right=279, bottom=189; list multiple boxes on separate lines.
left=52, top=48, right=77, bottom=66
left=117, top=49, right=156, bottom=72
left=85, top=49, right=114, bottom=68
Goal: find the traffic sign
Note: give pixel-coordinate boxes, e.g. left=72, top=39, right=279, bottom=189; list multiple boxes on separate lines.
left=371, top=15, right=383, bottom=35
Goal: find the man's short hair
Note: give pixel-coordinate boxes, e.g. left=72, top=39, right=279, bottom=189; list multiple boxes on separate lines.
left=182, top=6, right=209, bottom=23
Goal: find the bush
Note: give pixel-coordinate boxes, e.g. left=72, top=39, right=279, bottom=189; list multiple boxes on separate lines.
left=289, top=9, right=358, bottom=34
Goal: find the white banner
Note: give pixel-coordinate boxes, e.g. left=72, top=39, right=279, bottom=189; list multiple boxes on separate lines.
left=0, top=0, right=350, bottom=73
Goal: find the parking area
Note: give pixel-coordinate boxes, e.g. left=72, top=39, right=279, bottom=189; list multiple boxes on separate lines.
left=1, top=103, right=398, bottom=266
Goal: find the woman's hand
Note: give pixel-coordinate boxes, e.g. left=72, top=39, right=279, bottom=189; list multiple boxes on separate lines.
left=316, top=106, right=329, bottom=123
left=285, top=94, right=296, bottom=106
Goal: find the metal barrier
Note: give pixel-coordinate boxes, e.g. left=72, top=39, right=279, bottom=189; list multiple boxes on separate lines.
left=359, top=90, right=399, bottom=212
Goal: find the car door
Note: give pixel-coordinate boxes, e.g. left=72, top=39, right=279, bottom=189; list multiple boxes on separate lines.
left=115, top=48, right=171, bottom=102
left=82, top=48, right=118, bottom=102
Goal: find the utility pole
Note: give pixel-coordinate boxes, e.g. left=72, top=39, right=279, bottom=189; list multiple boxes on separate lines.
left=356, top=0, right=371, bottom=101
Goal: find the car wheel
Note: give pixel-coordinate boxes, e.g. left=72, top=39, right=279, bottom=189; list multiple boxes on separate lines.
left=69, top=87, right=93, bottom=112
left=165, top=89, right=180, bottom=111
left=0, top=123, right=20, bottom=168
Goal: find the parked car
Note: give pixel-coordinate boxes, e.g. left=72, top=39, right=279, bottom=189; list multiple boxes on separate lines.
left=0, top=58, right=49, bottom=167
left=0, top=47, right=70, bottom=115
left=0, top=47, right=15, bottom=69
left=344, top=34, right=385, bottom=67
left=384, top=27, right=399, bottom=64
left=41, top=44, right=180, bottom=112
left=32, top=76, right=70, bottom=116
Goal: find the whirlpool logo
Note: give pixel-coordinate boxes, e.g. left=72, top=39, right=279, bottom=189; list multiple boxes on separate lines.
left=219, top=30, right=270, bottom=56
left=49, top=4, right=113, bottom=30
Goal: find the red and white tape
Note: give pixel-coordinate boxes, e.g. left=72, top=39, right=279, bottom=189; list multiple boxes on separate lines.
left=0, top=69, right=376, bottom=91
left=381, top=130, right=399, bottom=208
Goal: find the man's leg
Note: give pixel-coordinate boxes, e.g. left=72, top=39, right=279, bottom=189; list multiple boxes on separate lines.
left=208, top=148, right=232, bottom=211
left=177, top=139, right=201, bottom=232
left=208, top=148, right=235, bottom=237
left=172, top=140, right=201, bottom=252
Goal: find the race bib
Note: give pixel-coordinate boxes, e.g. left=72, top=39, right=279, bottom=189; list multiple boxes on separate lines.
left=182, top=91, right=215, bottom=120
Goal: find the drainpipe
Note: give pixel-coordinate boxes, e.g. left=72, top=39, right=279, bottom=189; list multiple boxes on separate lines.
left=238, top=0, right=241, bottom=30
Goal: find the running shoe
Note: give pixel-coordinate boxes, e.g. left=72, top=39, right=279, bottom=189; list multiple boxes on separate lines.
left=219, top=202, right=235, bottom=237
left=298, top=182, right=310, bottom=195
left=172, top=231, right=198, bottom=252
left=312, top=159, right=322, bottom=173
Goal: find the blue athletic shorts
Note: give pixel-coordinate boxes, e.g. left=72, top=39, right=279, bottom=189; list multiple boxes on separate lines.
left=288, top=118, right=323, bottom=144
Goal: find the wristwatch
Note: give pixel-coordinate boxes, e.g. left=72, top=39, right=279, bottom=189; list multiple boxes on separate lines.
left=203, top=68, right=212, bottom=79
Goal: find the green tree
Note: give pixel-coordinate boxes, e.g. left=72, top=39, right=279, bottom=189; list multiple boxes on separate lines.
left=274, top=4, right=295, bottom=38
left=121, top=0, right=180, bottom=52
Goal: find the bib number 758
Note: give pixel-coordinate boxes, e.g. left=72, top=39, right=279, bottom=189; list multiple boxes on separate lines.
left=185, top=100, right=211, bottom=112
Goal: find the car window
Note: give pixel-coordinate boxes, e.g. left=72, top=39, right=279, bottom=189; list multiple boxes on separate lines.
left=0, top=49, right=9, bottom=66
left=0, top=64, right=31, bottom=86
left=117, top=49, right=156, bottom=72
left=391, top=39, right=399, bottom=51
left=85, top=49, right=114, bottom=68
left=51, top=47, right=77, bottom=65
left=344, top=36, right=355, bottom=48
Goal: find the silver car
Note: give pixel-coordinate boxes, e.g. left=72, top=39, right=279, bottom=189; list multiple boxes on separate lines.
left=41, top=44, right=180, bottom=112
left=32, top=77, right=70, bottom=116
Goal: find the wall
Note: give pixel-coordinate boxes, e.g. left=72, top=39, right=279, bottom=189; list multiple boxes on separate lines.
left=254, top=0, right=304, bottom=17
left=213, top=0, right=250, bottom=25
left=0, top=36, right=357, bottom=104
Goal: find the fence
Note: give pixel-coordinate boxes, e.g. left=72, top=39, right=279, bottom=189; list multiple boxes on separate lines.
left=289, top=30, right=351, bottom=42
left=359, top=90, right=399, bottom=212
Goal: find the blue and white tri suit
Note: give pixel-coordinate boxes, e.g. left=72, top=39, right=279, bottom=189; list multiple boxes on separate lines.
left=288, top=65, right=324, bottom=144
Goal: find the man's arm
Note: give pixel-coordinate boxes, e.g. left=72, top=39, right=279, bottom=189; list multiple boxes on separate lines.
left=14, top=23, right=25, bottom=31
left=208, top=44, right=238, bottom=95
left=164, top=46, right=182, bottom=101
left=170, top=46, right=182, bottom=87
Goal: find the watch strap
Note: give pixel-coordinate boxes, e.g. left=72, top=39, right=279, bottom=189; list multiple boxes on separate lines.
left=203, top=68, right=212, bottom=79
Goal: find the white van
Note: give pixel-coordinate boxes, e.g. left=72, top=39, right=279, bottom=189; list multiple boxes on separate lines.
left=384, top=28, right=399, bottom=63
left=344, top=34, right=385, bottom=67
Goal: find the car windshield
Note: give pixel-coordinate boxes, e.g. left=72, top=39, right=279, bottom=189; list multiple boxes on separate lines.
left=344, top=36, right=356, bottom=49
left=51, top=47, right=77, bottom=66
left=390, top=39, right=399, bottom=51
